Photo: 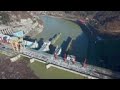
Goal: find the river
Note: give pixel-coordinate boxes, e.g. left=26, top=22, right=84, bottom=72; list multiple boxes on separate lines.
left=25, top=15, right=120, bottom=72
left=33, top=16, right=89, bottom=62
left=78, top=21, right=120, bottom=72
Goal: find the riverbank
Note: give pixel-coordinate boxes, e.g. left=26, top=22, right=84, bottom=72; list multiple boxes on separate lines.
left=39, top=14, right=77, bottom=22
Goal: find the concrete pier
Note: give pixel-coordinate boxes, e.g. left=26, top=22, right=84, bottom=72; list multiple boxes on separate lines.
left=46, top=63, right=98, bottom=79
left=30, top=58, right=35, bottom=63
left=46, top=64, right=52, bottom=69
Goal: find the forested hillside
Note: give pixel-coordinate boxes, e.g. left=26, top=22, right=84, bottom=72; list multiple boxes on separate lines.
left=65, top=11, right=120, bottom=36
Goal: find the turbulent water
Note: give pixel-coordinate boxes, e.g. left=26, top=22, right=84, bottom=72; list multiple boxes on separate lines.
left=34, top=16, right=88, bottom=62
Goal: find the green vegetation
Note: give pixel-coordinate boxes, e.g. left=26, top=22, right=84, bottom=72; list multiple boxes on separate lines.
left=28, top=61, right=87, bottom=79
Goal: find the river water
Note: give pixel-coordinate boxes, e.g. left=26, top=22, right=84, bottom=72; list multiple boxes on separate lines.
left=34, top=16, right=88, bottom=62
left=29, top=15, right=120, bottom=72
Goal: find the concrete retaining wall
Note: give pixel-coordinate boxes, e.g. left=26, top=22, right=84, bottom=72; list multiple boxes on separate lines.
left=46, top=64, right=98, bottom=79
left=10, top=54, right=21, bottom=62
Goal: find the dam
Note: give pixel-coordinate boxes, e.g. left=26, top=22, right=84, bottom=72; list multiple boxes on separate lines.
left=34, top=16, right=89, bottom=62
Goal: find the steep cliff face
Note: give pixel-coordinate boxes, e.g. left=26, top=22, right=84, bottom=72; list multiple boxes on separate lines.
left=0, top=11, right=43, bottom=25
left=92, top=11, right=120, bottom=36
left=0, top=11, right=44, bottom=37
left=65, top=11, right=120, bottom=36
left=0, top=12, right=10, bottom=25
left=1, top=11, right=120, bottom=37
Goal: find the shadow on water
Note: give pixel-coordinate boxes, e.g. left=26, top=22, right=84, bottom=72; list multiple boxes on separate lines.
left=72, top=20, right=120, bottom=78
left=61, top=37, right=72, bottom=57
left=48, top=34, right=60, bottom=54
left=70, top=33, right=88, bottom=63
left=96, top=40, right=120, bottom=72
left=36, top=38, right=44, bottom=50
left=49, top=34, right=57, bottom=41
left=48, top=44, right=56, bottom=54
left=74, top=20, right=120, bottom=73
left=24, top=36, right=36, bottom=42
left=75, top=21, right=104, bottom=66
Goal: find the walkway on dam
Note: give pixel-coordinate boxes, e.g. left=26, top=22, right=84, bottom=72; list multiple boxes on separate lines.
left=21, top=48, right=116, bottom=79
left=1, top=42, right=120, bottom=79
